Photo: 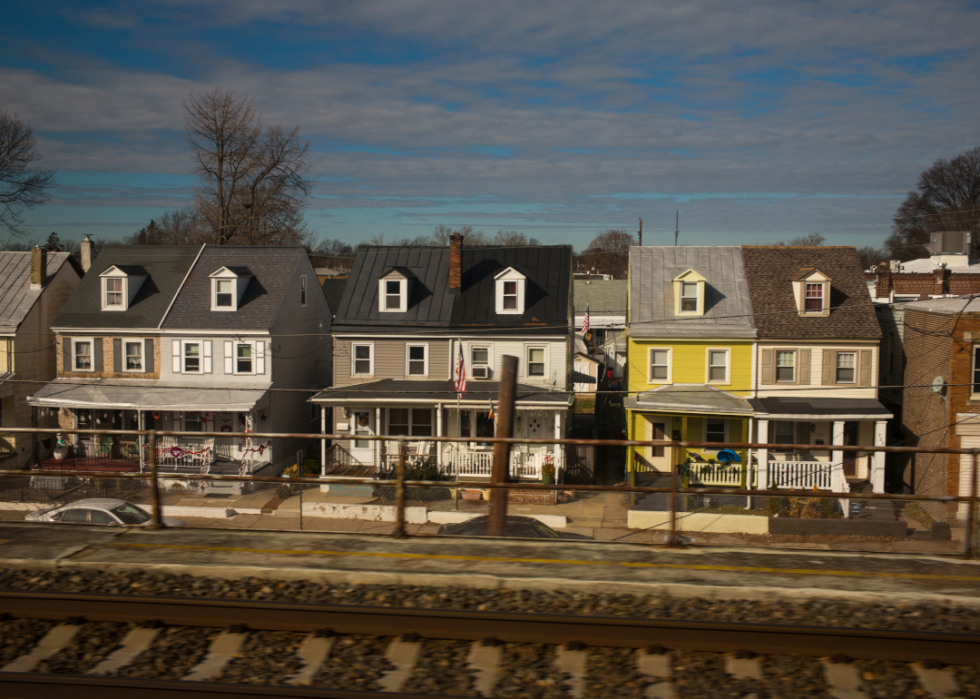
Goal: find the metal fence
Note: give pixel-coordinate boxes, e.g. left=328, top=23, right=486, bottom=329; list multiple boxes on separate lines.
left=0, top=426, right=976, bottom=558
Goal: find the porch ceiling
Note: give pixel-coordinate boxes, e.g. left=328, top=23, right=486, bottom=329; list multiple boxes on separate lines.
left=26, top=379, right=271, bottom=412
left=750, top=397, right=893, bottom=420
left=625, top=384, right=755, bottom=416
left=310, top=379, right=572, bottom=406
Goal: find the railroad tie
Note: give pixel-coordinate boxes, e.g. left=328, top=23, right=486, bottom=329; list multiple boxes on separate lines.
left=636, top=649, right=675, bottom=699
left=725, top=653, right=763, bottom=680
left=1, top=623, right=82, bottom=674
left=378, top=638, right=422, bottom=692
left=466, top=640, right=503, bottom=697
left=822, top=659, right=868, bottom=699
left=182, top=629, right=248, bottom=682
left=911, top=663, right=962, bottom=699
left=555, top=644, right=588, bottom=699
left=285, top=633, right=335, bottom=686
left=87, top=627, right=162, bottom=676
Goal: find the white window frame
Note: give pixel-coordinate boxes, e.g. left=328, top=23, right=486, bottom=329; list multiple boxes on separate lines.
left=804, top=282, right=825, bottom=313
left=680, top=282, right=699, bottom=313
left=122, top=339, right=145, bottom=373
left=775, top=350, right=796, bottom=383
left=181, top=340, right=203, bottom=375
left=470, top=344, right=491, bottom=369
left=494, top=268, right=526, bottom=314
left=835, top=351, right=856, bottom=384
left=379, top=278, right=407, bottom=312
left=300, top=274, right=308, bottom=307
left=647, top=347, right=672, bottom=384
left=352, top=342, right=374, bottom=376
left=234, top=340, right=257, bottom=376
left=525, top=345, right=548, bottom=379
left=102, top=277, right=126, bottom=311
left=705, top=347, right=731, bottom=384
left=72, top=337, right=95, bottom=372
left=973, top=346, right=980, bottom=397
left=212, top=278, right=236, bottom=311
left=405, top=343, right=429, bottom=377
left=704, top=418, right=727, bottom=444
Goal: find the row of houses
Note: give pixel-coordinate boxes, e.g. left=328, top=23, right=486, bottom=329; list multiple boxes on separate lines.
left=0, top=233, right=976, bottom=520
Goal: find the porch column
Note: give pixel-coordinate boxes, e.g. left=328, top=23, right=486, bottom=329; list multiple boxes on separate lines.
left=757, top=419, right=769, bottom=491
left=320, top=406, right=326, bottom=477
left=375, top=407, right=382, bottom=467
left=832, top=420, right=846, bottom=492
left=436, top=403, right=442, bottom=469
left=872, top=420, right=886, bottom=493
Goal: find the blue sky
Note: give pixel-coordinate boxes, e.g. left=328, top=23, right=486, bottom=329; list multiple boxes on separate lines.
left=2, top=0, right=979, bottom=250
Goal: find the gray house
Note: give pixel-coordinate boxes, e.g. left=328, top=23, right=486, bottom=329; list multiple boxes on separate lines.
left=311, top=234, right=574, bottom=482
left=27, top=243, right=331, bottom=481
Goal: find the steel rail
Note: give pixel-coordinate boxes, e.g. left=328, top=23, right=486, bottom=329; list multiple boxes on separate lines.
left=1, top=591, right=977, bottom=665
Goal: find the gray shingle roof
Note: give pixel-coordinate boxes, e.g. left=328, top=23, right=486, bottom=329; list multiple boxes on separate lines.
left=573, top=279, right=627, bottom=314
left=0, top=251, right=74, bottom=333
left=334, top=245, right=572, bottom=333
left=161, top=246, right=304, bottom=330
left=629, top=247, right=756, bottom=338
left=53, top=246, right=202, bottom=330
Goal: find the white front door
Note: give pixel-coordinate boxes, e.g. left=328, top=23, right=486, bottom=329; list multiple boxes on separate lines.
left=351, top=411, right=375, bottom=464
left=646, top=418, right=670, bottom=471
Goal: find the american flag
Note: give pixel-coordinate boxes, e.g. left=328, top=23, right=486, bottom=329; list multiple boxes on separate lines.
left=582, top=303, right=590, bottom=337
left=454, top=343, right=467, bottom=396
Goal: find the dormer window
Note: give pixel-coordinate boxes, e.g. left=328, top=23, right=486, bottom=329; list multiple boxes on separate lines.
left=793, top=269, right=831, bottom=317
left=494, top=267, right=526, bottom=314
left=378, top=269, right=410, bottom=313
left=99, top=265, right=146, bottom=311
left=385, top=280, right=403, bottom=310
left=105, top=279, right=124, bottom=308
left=673, top=269, right=706, bottom=316
left=210, top=266, right=253, bottom=312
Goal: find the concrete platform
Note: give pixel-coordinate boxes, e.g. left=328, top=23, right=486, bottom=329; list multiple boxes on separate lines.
left=0, top=523, right=979, bottom=606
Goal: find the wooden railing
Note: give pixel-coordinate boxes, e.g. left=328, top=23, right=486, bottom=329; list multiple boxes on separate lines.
left=442, top=450, right=556, bottom=480
left=683, top=461, right=752, bottom=488
left=767, top=460, right=833, bottom=490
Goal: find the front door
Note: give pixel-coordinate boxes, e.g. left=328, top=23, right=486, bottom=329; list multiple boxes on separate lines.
left=351, top=411, right=375, bottom=464
left=843, top=421, right=859, bottom=476
left=646, top=419, right=670, bottom=471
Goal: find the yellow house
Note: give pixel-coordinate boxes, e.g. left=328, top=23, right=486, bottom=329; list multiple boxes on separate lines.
left=625, top=247, right=757, bottom=482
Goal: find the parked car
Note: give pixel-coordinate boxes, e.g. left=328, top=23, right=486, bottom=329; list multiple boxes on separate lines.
left=437, top=515, right=590, bottom=539
left=24, top=498, right=185, bottom=527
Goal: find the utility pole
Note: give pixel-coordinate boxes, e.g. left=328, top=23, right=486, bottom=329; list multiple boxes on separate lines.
left=488, top=355, right=518, bottom=537
left=674, top=211, right=679, bottom=246
left=638, top=218, right=642, bottom=247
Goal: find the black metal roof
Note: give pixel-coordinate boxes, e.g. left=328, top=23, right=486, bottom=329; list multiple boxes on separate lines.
left=333, top=245, right=572, bottom=333
left=319, top=278, right=348, bottom=316
left=53, top=246, right=202, bottom=330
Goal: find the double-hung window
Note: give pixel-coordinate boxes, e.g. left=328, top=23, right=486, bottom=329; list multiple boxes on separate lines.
left=385, top=281, right=402, bottom=310
left=973, top=347, right=980, bottom=395
left=406, top=345, right=427, bottom=377
left=215, top=280, right=234, bottom=308
left=74, top=340, right=93, bottom=371
left=836, top=352, right=856, bottom=383
left=300, top=275, right=307, bottom=306
left=236, top=343, right=253, bottom=373
left=805, top=283, right=823, bottom=312
left=649, top=348, right=670, bottom=382
left=388, top=408, right=432, bottom=437
left=776, top=351, right=795, bottom=382
left=706, top=419, right=726, bottom=443
left=183, top=342, right=201, bottom=373
left=681, top=282, right=698, bottom=312
left=707, top=349, right=729, bottom=383
left=105, top=278, right=124, bottom=308
left=124, top=341, right=143, bottom=371
left=527, top=347, right=546, bottom=377
left=352, top=344, right=373, bottom=375
left=503, top=282, right=518, bottom=310
left=773, top=421, right=796, bottom=448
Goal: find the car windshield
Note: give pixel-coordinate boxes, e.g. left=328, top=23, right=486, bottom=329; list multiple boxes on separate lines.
left=110, top=504, right=150, bottom=525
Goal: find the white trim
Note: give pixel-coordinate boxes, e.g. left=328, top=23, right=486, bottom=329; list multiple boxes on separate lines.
left=351, top=342, right=374, bottom=377
left=405, top=342, right=429, bottom=378
left=101, top=276, right=127, bottom=311
left=835, top=350, right=857, bottom=384
left=468, top=343, right=492, bottom=378
left=495, top=268, right=526, bottom=314
left=705, top=347, right=731, bottom=385
left=774, top=349, right=797, bottom=383
left=121, top=338, right=146, bottom=373
left=232, top=340, right=258, bottom=376
left=180, top=340, right=204, bottom=374
left=71, top=337, right=96, bottom=372
left=525, top=344, right=548, bottom=379
left=646, top=346, right=672, bottom=384
left=379, top=278, right=408, bottom=313
left=212, top=277, right=237, bottom=311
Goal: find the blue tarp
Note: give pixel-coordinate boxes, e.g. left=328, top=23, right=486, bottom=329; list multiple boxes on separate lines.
left=716, top=449, right=741, bottom=462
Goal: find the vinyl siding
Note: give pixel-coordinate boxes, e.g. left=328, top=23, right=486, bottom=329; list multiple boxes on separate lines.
left=755, top=342, right=879, bottom=399
left=627, top=339, right=754, bottom=396
left=334, top=338, right=451, bottom=385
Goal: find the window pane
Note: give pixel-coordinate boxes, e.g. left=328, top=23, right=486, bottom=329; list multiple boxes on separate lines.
left=411, top=409, right=432, bottom=437
left=776, top=351, right=794, bottom=381
left=529, top=349, right=544, bottom=362
left=389, top=408, right=409, bottom=436
left=216, top=279, right=233, bottom=307
left=75, top=342, right=91, bottom=369
left=409, top=346, right=425, bottom=360
left=184, top=343, right=200, bottom=371
left=836, top=353, right=855, bottom=382
left=125, top=342, right=142, bottom=370
left=774, top=422, right=795, bottom=444
left=709, top=350, right=727, bottom=366
left=386, top=280, right=400, bottom=294
left=472, top=347, right=489, bottom=364
left=89, top=510, right=115, bottom=524
left=651, top=350, right=668, bottom=364
left=237, top=344, right=252, bottom=372
left=709, top=366, right=726, bottom=381
left=355, top=346, right=370, bottom=359
left=651, top=366, right=668, bottom=380
left=706, top=420, right=725, bottom=442
left=682, top=282, right=697, bottom=297
left=504, top=282, right=516, bottom=295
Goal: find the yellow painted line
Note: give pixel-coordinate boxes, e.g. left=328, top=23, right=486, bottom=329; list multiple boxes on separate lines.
left=101, top=542, right=980, bottom=583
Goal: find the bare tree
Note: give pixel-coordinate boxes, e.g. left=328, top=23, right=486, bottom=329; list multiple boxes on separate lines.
left=885, top=146, right=980, bottom=261
left=575, top=229, right=637, bottom=278
left=0, top=111, right=55, bottom=235
left=492, top=230, right=540, bottom=246
left=184, top=88, right=312, bottom=246
left=857, top=246, right=887, bottom=271
left=773, top=232, right=826, bottom=246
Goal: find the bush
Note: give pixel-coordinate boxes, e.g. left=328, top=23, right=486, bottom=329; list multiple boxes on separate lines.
left=404, top=458, right=444, bottom=482
left=303, top=458, right=319, bottom=475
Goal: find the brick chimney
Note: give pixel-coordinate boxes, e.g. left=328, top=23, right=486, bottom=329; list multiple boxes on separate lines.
left=934, top=264, right=951, bottom=296
left=449, top=231, right=463, bottom=293
left=874, top=261, right=891, bottom=299
left=80, top=235, right=93, bottom=273
left=30, top=246, right=46, bottom=290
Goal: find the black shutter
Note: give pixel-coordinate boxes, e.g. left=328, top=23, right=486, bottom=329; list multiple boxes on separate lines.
left=113, top=339, right=122, bottom=372
left=94, top=338, right=103, bottom=372
left=62, top=338, right=70, bottom=372
left=144, top=339, right=154, bottom=374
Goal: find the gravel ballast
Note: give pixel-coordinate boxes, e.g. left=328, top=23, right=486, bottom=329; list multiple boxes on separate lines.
left=2, top=567, right=979, bottom=634
left=113, top=626, right=220, bottom=679
left=215, top=630, right=306, bottom=685
left=310, top=635, right=394, bottom=691
left=0, top=617, right=56, bottom=666
left=33, top=621, right=133, bottom=675
left=401, top=639, right=478, bottom=696
left=584, top=647, right=650, bottom=698
left=493, top=643, right=569, bottom=698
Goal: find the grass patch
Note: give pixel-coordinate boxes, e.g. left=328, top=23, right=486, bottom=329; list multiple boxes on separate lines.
left=903, top=502, right=936, bottom=528
left=574, top=397, right=596, bottom=414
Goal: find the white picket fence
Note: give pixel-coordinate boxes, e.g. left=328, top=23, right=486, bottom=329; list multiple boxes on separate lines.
left=442, top=450, right=555, bottom=480
left=684, top=462, right=752, bottom=487
left=767, top=460, right=833, bottom=490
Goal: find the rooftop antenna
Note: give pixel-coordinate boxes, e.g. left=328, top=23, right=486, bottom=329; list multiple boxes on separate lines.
left=674, top=211, right=679, bottom=246
left=638, top=218, right=642, bottom=247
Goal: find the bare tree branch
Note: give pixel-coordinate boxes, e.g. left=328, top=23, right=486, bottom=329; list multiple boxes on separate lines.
left=0, top=111, right=55, bottom=235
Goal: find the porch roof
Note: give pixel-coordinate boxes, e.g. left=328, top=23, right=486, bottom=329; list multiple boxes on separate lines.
left=750, top=397, right=893, bottom=420
left=310, top=379, right=572, bottom=407
left=625, top=384, right=755, bottom=416
left=26, top=379, right=270, bottom=412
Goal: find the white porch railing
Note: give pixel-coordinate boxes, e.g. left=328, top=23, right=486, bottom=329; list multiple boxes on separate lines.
left=767, top=461, right=833, bottom=490
left=442, top=450, right=557, bottom=480
left=684, top=462, right=753, bottom=488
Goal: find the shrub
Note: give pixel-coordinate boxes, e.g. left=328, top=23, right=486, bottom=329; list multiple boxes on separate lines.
left=303, top=458, right=319, bottom=475
left=404, top=458, right=444, bottom=482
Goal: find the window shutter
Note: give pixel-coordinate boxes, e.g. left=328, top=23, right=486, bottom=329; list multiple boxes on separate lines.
left=93, top=338, right=103, bottom=372
left=799, top=349, right=811, bottom=385
left=859, top=349, right=873, bottom=386
left=224, top=341, right=233, bottom=374
left=821, top=349, right=833, bottom=385
left=172, top=340, right=181, bottom=373
left=761, top=349, right=773, bottom=385
left=62, top=338, right=70, bottom=372
left=113, top=339, right=122, bottom=373
left=256, top=341, right=266, bottom=375
left=144, top=339, right=154, bottom=373
left=203, top=341, right=212, bottom=374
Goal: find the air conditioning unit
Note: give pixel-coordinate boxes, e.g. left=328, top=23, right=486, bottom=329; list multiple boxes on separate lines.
left=472, top=365, right=491, bottom=379
left=927, top=231, right=971, bottom=255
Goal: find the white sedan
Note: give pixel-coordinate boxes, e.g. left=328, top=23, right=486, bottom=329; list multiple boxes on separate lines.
left=25, top=498, right=185, bottom=527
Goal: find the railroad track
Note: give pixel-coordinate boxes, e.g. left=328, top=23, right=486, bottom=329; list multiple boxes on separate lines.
left=0, top=590, right=978, bottom=698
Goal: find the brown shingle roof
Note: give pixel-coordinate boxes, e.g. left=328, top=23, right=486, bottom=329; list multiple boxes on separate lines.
left=741, top=246, right=880, bottom=340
